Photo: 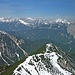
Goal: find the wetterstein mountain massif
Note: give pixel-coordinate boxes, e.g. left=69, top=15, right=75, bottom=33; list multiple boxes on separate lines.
left=0, top=17, right=75, bottom=75
left=0, top=17, right=75, bottom=54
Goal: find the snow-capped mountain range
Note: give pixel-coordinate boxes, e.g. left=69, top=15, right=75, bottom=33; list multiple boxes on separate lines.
left=13, top=43, right=75, bottom=75
left=0, top=17, right=71, bottom=27
left=0, top=17, right=74, bottom=37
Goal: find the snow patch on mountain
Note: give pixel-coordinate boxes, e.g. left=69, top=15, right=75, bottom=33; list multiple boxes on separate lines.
left=19, top=19, right=29, bottom=25
left=13, top=43, right=73, bottom=75
left=26, top=17, right=35, bottom=21
left=15, top=52, right=20, bottom=60
left=0, top=52, right=1, bottom=56
left=56, top=18, right=66, bottom=23
left=56, top=18, right=70, bottom=24
left=0, top=30, right=7, bottom=34
left=44, top=22, right=48, bottom=24
left=0, top=17, right=16, bottom=22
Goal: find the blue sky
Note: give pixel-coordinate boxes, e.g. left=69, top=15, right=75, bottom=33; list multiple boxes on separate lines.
left=0, top=0, right=75, bottom=19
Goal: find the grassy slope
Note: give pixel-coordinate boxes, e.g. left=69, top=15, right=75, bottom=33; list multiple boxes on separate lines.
left=1, top=57, right=26, bottom=75
left=30, top=45, right=46, bottom=55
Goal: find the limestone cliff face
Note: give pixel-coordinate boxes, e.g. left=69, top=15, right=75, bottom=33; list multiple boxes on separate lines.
left=0, top=31, right=27, bottom=65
